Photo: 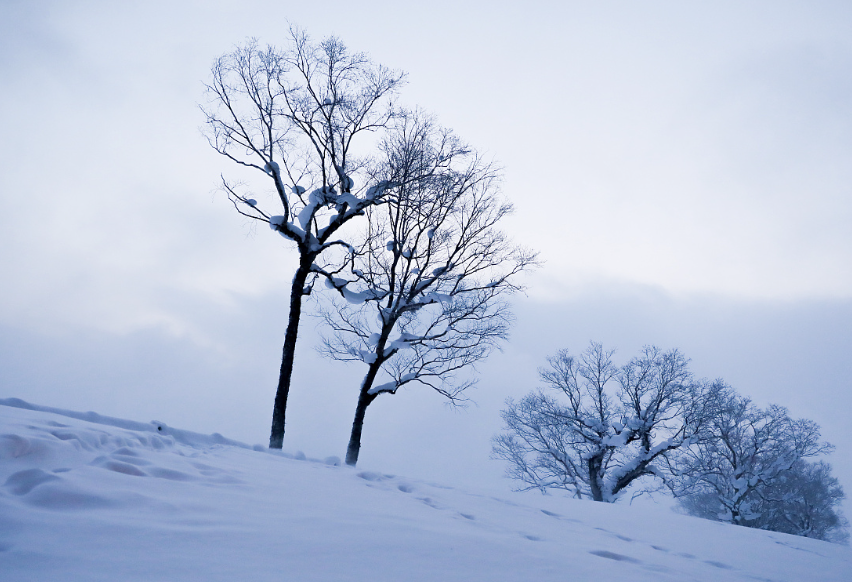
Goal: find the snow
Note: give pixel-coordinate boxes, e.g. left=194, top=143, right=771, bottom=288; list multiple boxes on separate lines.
left=367, top=380, right=398, bottom=395
left=262, top=161, right=289, bottom=196
left=262, top=161, right=279, bottom=176
left=423, top=291, right=452, bottom=305
left=335, top=192, right=360, bottom=209
left=325, top=276, right=348, bottom=290
left=339, top=288, right=377, bottom=305
left=365, top=181, right=389, bottom=200
left=324, top=276, right=382, bottom=304
left=383, top=332, right=420, bottom=356
left=297, top=189, right=326, bottom=231
left=2, top=398, right=851, bottom=582
left=602, top=431, right=630, bottom=447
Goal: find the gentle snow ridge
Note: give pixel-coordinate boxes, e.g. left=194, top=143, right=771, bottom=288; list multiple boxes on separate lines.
left=1, top=398, right=850, bottom=582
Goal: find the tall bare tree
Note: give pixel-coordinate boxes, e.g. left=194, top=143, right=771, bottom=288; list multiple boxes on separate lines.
left=317, top=115, right=536, bottom=466
left=201, top=30, right=408, bottom=448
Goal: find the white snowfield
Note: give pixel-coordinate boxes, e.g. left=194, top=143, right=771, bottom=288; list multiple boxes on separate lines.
left=1, top=399, right=850, bottom=582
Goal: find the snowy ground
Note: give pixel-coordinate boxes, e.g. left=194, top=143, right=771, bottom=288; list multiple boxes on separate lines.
left=1, top=399, right=850, bottom=582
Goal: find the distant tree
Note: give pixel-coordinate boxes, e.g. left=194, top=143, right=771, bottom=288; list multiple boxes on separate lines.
left=671, top=390, right=842, bottom=540
left=318, top=114, right=536, bottom=466
left=201, top=31, right=443, bottom=448
left=754, top=460, right=849, bottom=543
left=493, top=343, right=723, bottom=502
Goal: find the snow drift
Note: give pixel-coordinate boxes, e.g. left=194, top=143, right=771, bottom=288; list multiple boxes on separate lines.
left=1, top=398, right=849, bottom=581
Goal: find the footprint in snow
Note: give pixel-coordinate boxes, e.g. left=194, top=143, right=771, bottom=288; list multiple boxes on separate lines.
left=642, top=563, right=671, bottom=574
left=703, top=560, right=734, bottom=570
left=356, top=471, right=389, bottom=482
left=589, top=550, right=641, bottom=564
left=539, top=509, right=582, bottom=523
left=417, top=497, right=444, bottom=510
left=490, top=497, right=521, bottom=507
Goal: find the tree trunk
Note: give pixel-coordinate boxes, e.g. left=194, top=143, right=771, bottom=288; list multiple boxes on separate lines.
left=587, top=454, right=605, bottom=502
left=345, top=363, right=382, bottom=466
left=268, top=265, right=310, bottom=449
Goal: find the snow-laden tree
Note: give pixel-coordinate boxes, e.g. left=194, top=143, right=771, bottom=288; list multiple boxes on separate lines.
left=202, top=31, right=455, bottom=448
left=672, top=390, right=835, bottom=529
left=679, top=460, right=849, bottom=543
left=316, top=114, right=536, bottom=466
left=493, top=343, right=724, bottom=502
left=756, top=460, right=849, bottom=543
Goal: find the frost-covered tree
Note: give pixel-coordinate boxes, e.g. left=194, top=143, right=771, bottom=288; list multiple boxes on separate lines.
left=317, top=115, right=536, bottom=466
left=756, top=460, right=849, bottom=543
left=202, top=31, right=419, bottom=448
left=672, top=391, right=836, bottom=530
left=493, top=343, right=723, bottom=502
left=680, top=460, right=849, bottom=543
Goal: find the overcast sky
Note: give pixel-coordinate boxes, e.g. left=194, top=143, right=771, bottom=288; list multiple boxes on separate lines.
left=1, top=0, right=851, bottom=511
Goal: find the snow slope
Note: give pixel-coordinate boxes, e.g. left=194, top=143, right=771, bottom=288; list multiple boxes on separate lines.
left=1, top=399, right=850, bottom=582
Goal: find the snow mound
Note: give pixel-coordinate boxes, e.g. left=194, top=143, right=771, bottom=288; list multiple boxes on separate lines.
left=1, top=399, right=850, bottom=581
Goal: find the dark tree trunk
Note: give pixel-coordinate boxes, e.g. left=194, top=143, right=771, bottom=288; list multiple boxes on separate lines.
left=345, top=363, right=382, bottom=466
left=268, top=264, right=310, bottom=449
left=588, top=454, right=605, bottom=502
left=612, top=460, right=651, bottom=498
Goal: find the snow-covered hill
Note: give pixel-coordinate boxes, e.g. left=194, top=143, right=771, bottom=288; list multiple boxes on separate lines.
left=1, top=398, right=849, bottom=582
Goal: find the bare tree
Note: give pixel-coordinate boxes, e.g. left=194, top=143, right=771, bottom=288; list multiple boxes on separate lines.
left=493, top=343, right=723, bottom=502
left=680, top=460, right=849, bottom=543
left=672, top=390, right=835, bottom=529
left=201, top=31, right=410, bottom=448
left=317, top=115, right=536, bottom=466
left=756, top=460, right=849, bottom=543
